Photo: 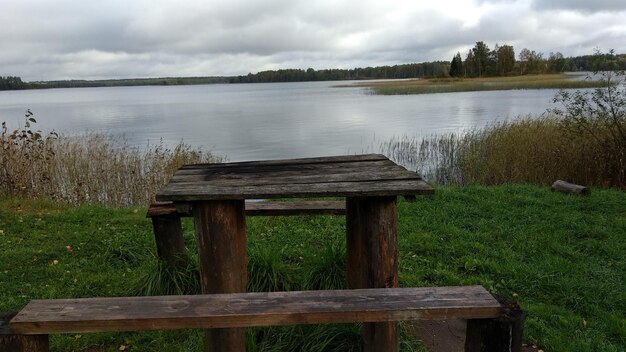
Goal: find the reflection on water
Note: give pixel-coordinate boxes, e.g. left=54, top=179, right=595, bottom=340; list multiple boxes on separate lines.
left=0, top=81, right=559, bottom=161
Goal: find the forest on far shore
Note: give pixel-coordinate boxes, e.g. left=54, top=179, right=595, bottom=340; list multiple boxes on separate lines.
left=2, top=43, right=625, bottom=90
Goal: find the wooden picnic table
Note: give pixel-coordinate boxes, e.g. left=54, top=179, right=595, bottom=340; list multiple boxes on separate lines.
left=156, top=154, right=434, bottom=352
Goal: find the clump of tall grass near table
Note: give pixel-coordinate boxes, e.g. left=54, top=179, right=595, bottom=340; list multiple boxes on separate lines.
left=0, top=112, right=223, bottom=206
left=136, top=259, right=201, bottom=296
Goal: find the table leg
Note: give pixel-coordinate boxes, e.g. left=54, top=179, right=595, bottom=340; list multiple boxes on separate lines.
left=151, top=215, right=187, bottom=268
left=193, top=200, right=247, bottom=352
left=346, top=196, right=398, bottom=352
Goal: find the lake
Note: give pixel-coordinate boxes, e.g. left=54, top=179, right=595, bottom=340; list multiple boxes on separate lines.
left=0, top=81, right=559, bottom=161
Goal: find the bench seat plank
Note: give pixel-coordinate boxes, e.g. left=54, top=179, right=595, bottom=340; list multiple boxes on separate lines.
left=10, top=286, right=501, bottom=334
left=147, top=200, right=346, bottom=217
left=246, top=200, right=346, bottom=216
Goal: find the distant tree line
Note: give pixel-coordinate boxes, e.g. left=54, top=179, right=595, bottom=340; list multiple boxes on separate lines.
left=229, top=62, right=451, bottom=83
left=449, top=42, right=626, bottom=78
left=2, top=50, right=625, bottom=90
left=27, top=76, right=231, bottom=89
left=0, top=76, right=29, bottom=90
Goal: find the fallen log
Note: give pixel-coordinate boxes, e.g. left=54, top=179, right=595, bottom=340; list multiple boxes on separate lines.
left=551, top=180, right=590, bottom=195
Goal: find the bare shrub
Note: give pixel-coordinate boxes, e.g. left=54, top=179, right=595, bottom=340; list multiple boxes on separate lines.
left=550, top=51, right=626, bottom=186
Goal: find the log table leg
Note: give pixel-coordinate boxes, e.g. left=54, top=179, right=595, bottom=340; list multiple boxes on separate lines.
left=151, top=215, right=188, bottom=268
left=346, top=196, right=398, bottom=352
left=193, top=200, right=247, bottom=352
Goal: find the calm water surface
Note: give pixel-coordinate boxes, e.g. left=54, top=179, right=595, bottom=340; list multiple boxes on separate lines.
left=0, top=81, right=557, bottom=161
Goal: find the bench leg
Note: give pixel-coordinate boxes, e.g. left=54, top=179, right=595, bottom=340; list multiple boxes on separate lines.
left=465, top=296, right=525, bottom=352
left=0, top=335, right=49, bottom=352
left=22, top=335, right=50, bottom=352
left=2, top=311, right=50, bottom=352
left=193, top=200, right=247, bottom=352
left=346, top=196, right=398, bottom=352
left=151, top=215, right=188, bottom=268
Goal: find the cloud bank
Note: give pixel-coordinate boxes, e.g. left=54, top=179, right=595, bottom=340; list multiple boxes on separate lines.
left=1, top=0, right=625, bottom=80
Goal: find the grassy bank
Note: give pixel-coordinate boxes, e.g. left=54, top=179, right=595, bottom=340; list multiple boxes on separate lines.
left=342, top=74, right=605, bottom=95
left=1, top=185, right=624, bottom=351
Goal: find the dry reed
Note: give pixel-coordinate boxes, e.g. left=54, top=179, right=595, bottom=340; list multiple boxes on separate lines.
left=382, top=116, right=625, bottom=187
left=1, top=118, right=222, bottom=206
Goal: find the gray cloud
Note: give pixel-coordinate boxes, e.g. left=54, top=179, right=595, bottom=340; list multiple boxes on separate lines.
left=531, top=0, right=626, bottom=13
left=1, top=0, right=625, bottom=80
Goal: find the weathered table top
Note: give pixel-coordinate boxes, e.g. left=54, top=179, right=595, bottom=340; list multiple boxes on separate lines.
left=156, top=154, right=434, bottom=201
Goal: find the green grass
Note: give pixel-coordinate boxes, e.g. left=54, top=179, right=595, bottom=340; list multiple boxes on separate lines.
left=343, top=74, right=607, bottom=95
left=1, top=185, right=625, bottom=351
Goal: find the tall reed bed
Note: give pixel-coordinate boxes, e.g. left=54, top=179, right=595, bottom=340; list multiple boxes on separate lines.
left=1, top=114, right=223, bottom=206
left=382, top=116, right=625, bottom=187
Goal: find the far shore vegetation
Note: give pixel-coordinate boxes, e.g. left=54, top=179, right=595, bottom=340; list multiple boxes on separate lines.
left=339, top=73, right=607, bottom=95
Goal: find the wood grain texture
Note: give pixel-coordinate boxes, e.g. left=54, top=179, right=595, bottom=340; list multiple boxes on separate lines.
left=10, top=286, right=502, bottom=334
left=192, top=200, right=247, bottom=352
left=180, top=154, right=388, bottom=170
left=346, top=196, right=399, bottom=352
left=173, top=160, right=397, bottom=176
left=158, top=180, right=433, bottom=201
left=151, top=216, right=188, bottom=267
left=147, top=200, right=346, bottom=217
left=156, top=154, right=434, bottom=201
left=245, top=200, right=346, bottom=215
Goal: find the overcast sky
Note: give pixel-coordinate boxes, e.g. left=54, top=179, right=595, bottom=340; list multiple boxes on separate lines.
left=2, top=0, right=625, bottom=81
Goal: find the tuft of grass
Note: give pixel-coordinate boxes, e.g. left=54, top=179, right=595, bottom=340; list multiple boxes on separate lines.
left=247, top=245, right=296, bottom=292
left=302, top=242, right=347, bottom=290
left=246, top=324, right=361, bottom=352
left=135, top=258, right=201, bottom=296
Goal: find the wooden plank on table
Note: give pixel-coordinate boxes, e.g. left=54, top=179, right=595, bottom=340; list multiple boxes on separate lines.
left=146, top=202, right=181, bottom=217
left=10, top=286, right=501, bottom=334
left=245, top=200, right=346, bottom=216
left=147, top=200, right=346, bottom=217
left=173, top=160, right=399, bottom=177
left=180, top=154, right=389, bottom=170
left=169, top=168, right=422, bottom=187
left=157, top=179, right=434, bottom=201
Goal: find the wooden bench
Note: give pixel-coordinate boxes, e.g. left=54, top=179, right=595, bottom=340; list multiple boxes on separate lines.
left=147, top=200, right=346, bottom=266
left=2, top=286, right=523, bottom=352
left=148, top=200, right=346, bottom=218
